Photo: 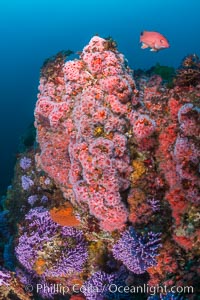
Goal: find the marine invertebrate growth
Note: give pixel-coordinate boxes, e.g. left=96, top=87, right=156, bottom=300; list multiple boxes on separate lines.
left=35, top=36, right=137, bottom=232
left=49, top=203, right=81, bottom=227
left=15, top=207, right=88, bottom=277
left=0, top=269, right=11, bottom=286
left=142, top=73, right=200, bottom=253
left=0, top=269, right=31, bottom=300
left=112, top=227, right=161, bottom=274
left=19, top=157, right=32, bottom=170
left=82, top=267, right=132, bottom=300
left=82, top=271, right=115, bottom=300
left=21, top=175, right=34, bottom=191
left=174, top=54, right=200, bottom=87
left=2, top=35, right=200, bottom=299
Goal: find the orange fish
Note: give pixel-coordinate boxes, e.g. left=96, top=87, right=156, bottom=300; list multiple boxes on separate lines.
left=140, top=31, right=170, bottom=51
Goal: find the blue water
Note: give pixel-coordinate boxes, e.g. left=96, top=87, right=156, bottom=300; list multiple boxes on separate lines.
left=0, top=0, right=200, bottom=194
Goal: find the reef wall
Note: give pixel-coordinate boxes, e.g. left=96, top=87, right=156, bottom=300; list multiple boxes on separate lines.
left=1, top=37, right=199, bottom=300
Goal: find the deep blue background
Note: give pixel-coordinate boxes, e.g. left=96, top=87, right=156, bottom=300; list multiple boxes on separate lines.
left=0, top=0, right=200, bottom=194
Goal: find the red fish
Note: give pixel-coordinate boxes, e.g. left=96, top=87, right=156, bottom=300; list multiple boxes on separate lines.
left=140, top=31, right=170, bottom=51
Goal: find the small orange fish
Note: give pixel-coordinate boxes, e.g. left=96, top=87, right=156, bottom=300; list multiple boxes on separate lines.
left=140, top=31, right=170, bottom=51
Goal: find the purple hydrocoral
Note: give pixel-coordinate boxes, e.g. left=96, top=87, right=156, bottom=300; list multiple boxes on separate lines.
left=15, top=207, right=88, bottom=276
left=82, top=267, right=131, bottom=300
left=20, top=157, right=32, bottom=170
left=45, top=226, right=88, bottom=277
left=82, top=271, right=115, bottom=300
left=147, top=198, right=161, bottom=212
left=27, top=194, right=38, bottom=206
left=0, top=269, right=11, bottom=286
left=40, top=195, right=48, bottom=203
left=15, top=207, right=58, bottom=271
left=21, top=175, right=34, bottom=190
left=112, top=227, right=161, bottom=274
left=16, top=268, right=54, bottom=299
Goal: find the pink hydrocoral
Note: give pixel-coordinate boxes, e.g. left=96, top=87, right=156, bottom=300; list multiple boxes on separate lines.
left=35, top=36, right=136, bottom=231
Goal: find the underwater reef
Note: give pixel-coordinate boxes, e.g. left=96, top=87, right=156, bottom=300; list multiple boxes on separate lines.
left=0, top=36, right=200, bottom=300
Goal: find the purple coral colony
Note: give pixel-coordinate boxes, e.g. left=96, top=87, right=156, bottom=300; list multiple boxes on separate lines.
left=0, top=36, right=199, bottom=300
